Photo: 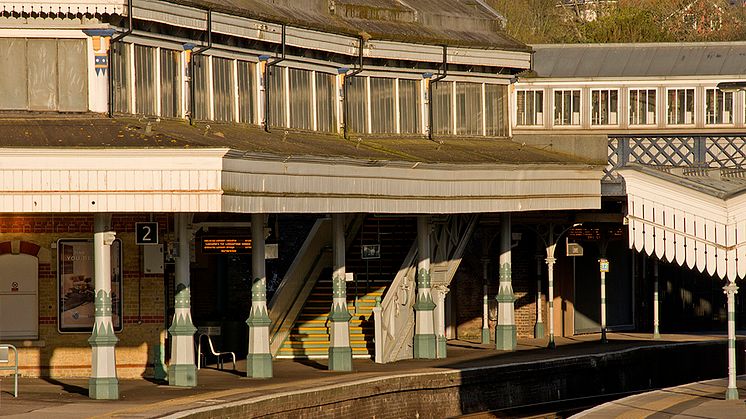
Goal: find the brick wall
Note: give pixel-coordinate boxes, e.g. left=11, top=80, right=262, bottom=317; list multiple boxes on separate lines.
left=0, top=214, right=168, bottom=379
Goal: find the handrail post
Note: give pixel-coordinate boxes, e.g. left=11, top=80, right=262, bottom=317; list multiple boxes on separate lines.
left=373, top=296, right=383, bottom=363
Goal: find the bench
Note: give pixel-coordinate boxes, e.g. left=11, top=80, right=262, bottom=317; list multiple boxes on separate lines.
left=196, top=327, right=236, bottom=371
left=0, top=344, right=18, bottom=397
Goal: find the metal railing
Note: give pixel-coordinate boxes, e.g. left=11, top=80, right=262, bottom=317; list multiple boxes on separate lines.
left=0, top=344, right=18, bottom=397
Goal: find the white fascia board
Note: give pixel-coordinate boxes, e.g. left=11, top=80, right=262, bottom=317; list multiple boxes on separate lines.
left=133, top=0, right=528, bottom=70
left=221, top=158, right=602, bottom=214
left=517, top=76, right=741, bottom=87
left=2, top=0, right=125, bottom=14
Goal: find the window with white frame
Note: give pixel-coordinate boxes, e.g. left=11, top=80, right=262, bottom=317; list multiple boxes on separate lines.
left=485, top=84, right=508, bottom=137
left=267, top=65, right=286, bottom=127
left=160, top=49, right=181, bottom=118
left=516, top=90, right=543, bottom=126
left=591, top=89, right=618, bottom=125
left=134, top=45, right=156, bottom=116
left=398, top=79, right=421, bottom=134
left=553, top=89, right=580, bottom=126
left=370, top=77, right=396, bottom=133
left=705, top=88, right=733, bottom=125
left=237, top=60, right=256, bottom=124
left=315, top=72, right=336, bottom=132
left=289, top=68, right=313, bottom=130
left=629, top=89, right=656, bottom=125
left=212, top=57, right=234, bottom=122
left=456, top=82, right=482, bottom=136
left=432, top=81, right=452, bottom=135
left=347, top=76, right=368, bottom=134
left=666, top=88, right=694, bottom=125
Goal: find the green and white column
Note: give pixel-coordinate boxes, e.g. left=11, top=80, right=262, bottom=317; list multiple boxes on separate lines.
left=434, top=284, right=448, bottom=358
left=653, top=259, right=661, bottom=339
left=89, top=213, right=119, bottom=400
left=481, top=259, right=490, bottom=344
left=723, top=281, right=739, bottom=400
left=168, top=213, right=197, bottom=387
left=534, top=254, right=545, bottom=339
left=414, top=216, right=436, bottom=359
left=495, top=214, right=516, bottom=351
left=247, top=213, right=272, bottom=378
left=600, top=257, right=608, bottom=344
left=328, top=213, right=352, bottom=371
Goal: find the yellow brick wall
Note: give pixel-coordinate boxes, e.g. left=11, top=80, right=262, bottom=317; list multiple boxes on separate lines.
left=0, top=214, right=168, bottom=379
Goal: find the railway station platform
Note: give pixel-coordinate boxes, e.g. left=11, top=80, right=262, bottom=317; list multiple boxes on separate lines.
left=0, top=333, right=743, bottom=418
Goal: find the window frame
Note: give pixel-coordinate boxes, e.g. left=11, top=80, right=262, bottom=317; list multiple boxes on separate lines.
left=552, top=88, right=581, bottom=127
left=515, top=89, right=544, bottom=127
left=705, top=87, right=734, bottom=126
left=590, top=88, right=619, bottom=126
left=628, top=88, right=657, bottom=127
left=665, top=87, right=695, bottom=126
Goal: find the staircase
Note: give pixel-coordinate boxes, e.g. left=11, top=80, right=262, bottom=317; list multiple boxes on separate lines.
left=276, top=216, right=416, bottom=359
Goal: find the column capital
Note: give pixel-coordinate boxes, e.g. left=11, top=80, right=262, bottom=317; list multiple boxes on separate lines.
left=723, top=282, right=739, bottom=295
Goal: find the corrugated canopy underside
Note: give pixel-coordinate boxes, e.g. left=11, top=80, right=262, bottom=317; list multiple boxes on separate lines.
left=531, top=43, right=746, bottom=78
left=166, top=0, right=528, bottom=51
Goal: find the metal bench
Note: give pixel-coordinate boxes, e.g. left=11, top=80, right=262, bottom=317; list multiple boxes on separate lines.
left=196, top=327, right=236, bottom=371
left=0, top=344, right=18, bottom=397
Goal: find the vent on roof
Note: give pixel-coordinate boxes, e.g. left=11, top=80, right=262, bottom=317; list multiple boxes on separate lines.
left=332, top=0, right=416, bottom=23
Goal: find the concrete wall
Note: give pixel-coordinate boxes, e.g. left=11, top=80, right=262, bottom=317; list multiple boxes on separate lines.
left=512, top=134, right=608, bottom=164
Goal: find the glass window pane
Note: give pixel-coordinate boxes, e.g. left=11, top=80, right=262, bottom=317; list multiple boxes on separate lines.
left=455, top=82, right=482, bottom=135
left=485, top=84, right=507, bottom=136
left=0, top=38, right=28, bottom=110
left=289, top=68, right=313, bottom=130
left=268, top=65, right=286, bottom=127
left=134, top=45, right=156, bottom=116
left=432, top=81, right=452, bottom=135
left=347, top=76, right=367, bottom=134
left=315, top=72, right=336, bottom=133
left=212, top=57, right=234, bottom=122
left=58, top=39, right=88, bottom=112
left=111, top=42, right=130, bottom=114
left=398, top=79, right=420, bottom=134
left=27, top=39, right=58, bottom=111
left=237, top=61, right=256, bottom=124
left=370, top=77, right=396, bottom=133
left=160, top=49, right=181, bottom=118
left=192, top=54, right=210, bottom=120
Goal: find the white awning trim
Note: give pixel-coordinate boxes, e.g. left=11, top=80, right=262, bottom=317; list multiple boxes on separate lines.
left=622, top=169, right=746, bottom=281
left=1, top=1, right=124, bottom=14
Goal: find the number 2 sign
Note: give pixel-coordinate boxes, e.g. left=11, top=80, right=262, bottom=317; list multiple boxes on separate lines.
left=136, top=222, right=159, bottom=245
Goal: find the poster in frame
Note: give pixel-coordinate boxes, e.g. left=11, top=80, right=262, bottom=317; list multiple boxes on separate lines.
left=57, top=238, right=123, bottom=333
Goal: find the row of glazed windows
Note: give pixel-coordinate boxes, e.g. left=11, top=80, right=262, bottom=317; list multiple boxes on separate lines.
left=111, top=43, right=509, bottom=137
left=516, top=87, right=735, bottom=127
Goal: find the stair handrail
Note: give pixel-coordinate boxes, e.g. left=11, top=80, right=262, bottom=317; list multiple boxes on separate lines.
left=378, top=240, right=418, bottom=363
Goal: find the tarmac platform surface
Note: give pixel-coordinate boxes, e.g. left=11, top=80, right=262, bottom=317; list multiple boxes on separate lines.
left=0, top=332, right=744, bottom=418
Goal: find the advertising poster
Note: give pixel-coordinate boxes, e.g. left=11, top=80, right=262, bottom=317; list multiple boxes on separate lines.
left=58, top=239, right=122, bottom=333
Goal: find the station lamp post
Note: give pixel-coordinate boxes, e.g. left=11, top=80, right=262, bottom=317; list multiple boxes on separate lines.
left=717, top=80, right=744, bottom=401
left=535, top=223, right=581, bottom=349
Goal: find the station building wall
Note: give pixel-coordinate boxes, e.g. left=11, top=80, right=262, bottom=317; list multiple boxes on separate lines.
left=0, top=214, right=167, bottom=379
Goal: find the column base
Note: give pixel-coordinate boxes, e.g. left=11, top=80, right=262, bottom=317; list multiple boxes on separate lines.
left=495, top=324, right=516, bottom=351
left=534, top=322, right=545, bottom=339
left=653, top=330, right=661, bottom=340
left=328, top=346, right=353, bottom=371
left=153, top=343, right=168, bottom=381
left=436, top=335, right=447, bottom=359
left=89, top=377, right=119, bottom=400
left=168, top=363, right=197, bottom=387
left=725, top=387, right=739, bottom=400
left=414, top=333, right=436, bottom=359
left=481, top=328, right=490, bottom=344
left=247, top=353, right=273, bottom=378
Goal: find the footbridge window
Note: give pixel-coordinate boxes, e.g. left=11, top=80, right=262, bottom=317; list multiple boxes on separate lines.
left=705, top=88, right=733, bottom=125
left=516, top=89, right=544, bottom=126
left=289, top=68, right=313, bottom=130
left=134, top=45, right=157, bottom=116
left=591, top=89, right=619, bottom=126
left=485, top=84, right=508, bottom=136
left=160, top=48, right=182, bottom=118
left=554, top=89, right=581, bottom=126
left=667, top=88, right=694, bottom=125
left=370, top=77, right=396, bottom=133
left=398, top=78, right=421, bottom=134
left=629, top=88, right=656, bottom=126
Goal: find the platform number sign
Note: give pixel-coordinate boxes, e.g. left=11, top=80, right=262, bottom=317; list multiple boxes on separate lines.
left=136, top=222, right=159, bottom=245
left=599, top=258, right=609, bottom=273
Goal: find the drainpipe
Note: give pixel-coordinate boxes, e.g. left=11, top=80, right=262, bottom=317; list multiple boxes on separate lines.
left=189, top=9, right=213, bottom=125
left=427, top=46, right=448, bottom=142
left=342, top=37, right=364, bottom=140
left=108, top=0, right=133, bottom=117
left=264, top=24, right=286, bottom=132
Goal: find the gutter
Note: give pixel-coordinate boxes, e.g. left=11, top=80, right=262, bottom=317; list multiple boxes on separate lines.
left=264, top=24, right=287, bottom=133
left=343, top=37, right=365, bottom=140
